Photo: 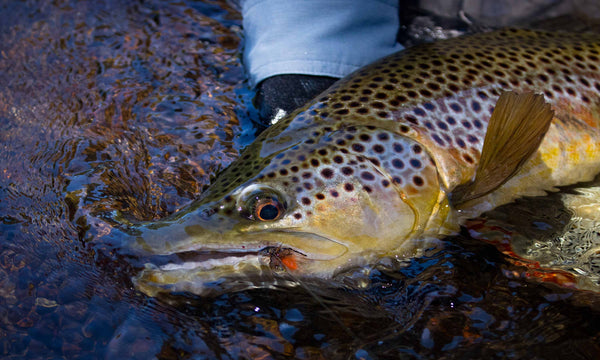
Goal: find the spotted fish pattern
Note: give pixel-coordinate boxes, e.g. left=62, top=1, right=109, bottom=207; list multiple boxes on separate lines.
left=210, top=29, right=600, bottom=200
left=133, top=29, right=600, bottom=296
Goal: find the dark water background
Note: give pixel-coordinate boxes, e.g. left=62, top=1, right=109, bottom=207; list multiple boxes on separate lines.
left=1, top=1, right=600, bottom=359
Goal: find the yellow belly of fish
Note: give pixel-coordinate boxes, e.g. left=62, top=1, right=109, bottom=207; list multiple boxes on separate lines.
left=459, top=117, right=600, bottom=218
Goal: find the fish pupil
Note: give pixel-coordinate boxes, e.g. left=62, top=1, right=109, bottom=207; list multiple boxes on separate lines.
left=259, top=204, right=279, bottom=220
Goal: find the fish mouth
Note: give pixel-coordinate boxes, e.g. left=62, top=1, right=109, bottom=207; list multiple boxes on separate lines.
left=142, top=246, right=305, bottom=272
left=132, top=231, right=348, bottom=297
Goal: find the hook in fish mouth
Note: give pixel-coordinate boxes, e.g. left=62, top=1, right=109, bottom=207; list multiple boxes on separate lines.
left=129, top=221, right=350, bottom=296
left=141, top=246, right=306, bottom=273
left=131, top=244, right=316, bottom=297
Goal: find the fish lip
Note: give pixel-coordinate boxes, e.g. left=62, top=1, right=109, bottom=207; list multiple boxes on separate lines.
left=140, top=229, right=347, bottom=270
left=150, top=246, right=307, bottom=272
left=143, top=249, right=264, bottom=270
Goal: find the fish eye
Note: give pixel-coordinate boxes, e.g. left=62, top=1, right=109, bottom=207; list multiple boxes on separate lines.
left=238, top=186, right=287, bottom=221
left=253, top=197, right=284, bottom=221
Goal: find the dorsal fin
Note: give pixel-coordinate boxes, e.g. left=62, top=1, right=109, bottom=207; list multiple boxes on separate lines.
left=452, top=91, right=554, bottom=205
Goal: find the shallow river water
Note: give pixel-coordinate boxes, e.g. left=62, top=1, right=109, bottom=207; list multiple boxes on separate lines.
left=1, top=1, right=600, bottom=359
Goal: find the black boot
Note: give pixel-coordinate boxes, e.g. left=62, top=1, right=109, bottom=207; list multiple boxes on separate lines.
left=253, top=74, right=338, bottom=130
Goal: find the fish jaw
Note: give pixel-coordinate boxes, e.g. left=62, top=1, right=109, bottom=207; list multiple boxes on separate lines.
left=128, top=204, right=351, bottom=296
left=132, top=242, right=353, bottom=297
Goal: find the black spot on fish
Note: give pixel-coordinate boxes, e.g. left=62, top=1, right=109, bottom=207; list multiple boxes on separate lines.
left=413, top=176, right=424, bottom=186
left=341, top=167, right=354, bottom=176
left=419, top=89, right=433, bottom=97
left=432, top=134, right=445, bottom=146
left=414, top=108, right=426, bottom=117
left=377, top=133, right=389, bottom=141
left=321, top=168, right=334, bottom=179
left=427, top=82, right=441, bottom=91
left=450, top=103, right=462, bottom=112
left=352, top=144, right=365, bottom=152
left=372, top=102, right=385, bottom=109
left=392, top=159, right=404, bottom=169
left=361, top=171, right=375, bottom=181
left=373, top=144, right=385, bottom=153
left=423, top=102, right=435, bottom=110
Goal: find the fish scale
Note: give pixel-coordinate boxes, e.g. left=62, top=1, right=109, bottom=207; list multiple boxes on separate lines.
left=300, top=29, right=600, bottom=190
left=132, top=29, right=600, bottom=296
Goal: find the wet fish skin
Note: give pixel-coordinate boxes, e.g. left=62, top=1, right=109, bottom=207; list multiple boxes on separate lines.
left=132, top=29, right=600, bottom=296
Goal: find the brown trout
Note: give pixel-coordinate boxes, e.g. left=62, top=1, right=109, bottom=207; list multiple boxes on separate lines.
left=131, top=29, right=600, bottom=296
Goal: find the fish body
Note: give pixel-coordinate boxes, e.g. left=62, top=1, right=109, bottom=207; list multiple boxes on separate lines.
left=131, top=29, right=600, bottom=296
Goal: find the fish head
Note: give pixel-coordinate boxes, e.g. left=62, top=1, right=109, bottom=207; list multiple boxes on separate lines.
left=131, top=123, right=450, bottom=296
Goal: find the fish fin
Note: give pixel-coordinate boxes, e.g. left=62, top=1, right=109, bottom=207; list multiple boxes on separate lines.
left=452, top=91, right=554, bottom=205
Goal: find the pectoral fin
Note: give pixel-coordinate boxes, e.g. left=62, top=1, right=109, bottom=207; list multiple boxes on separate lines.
left=452, top=91, right=554, bottom=204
